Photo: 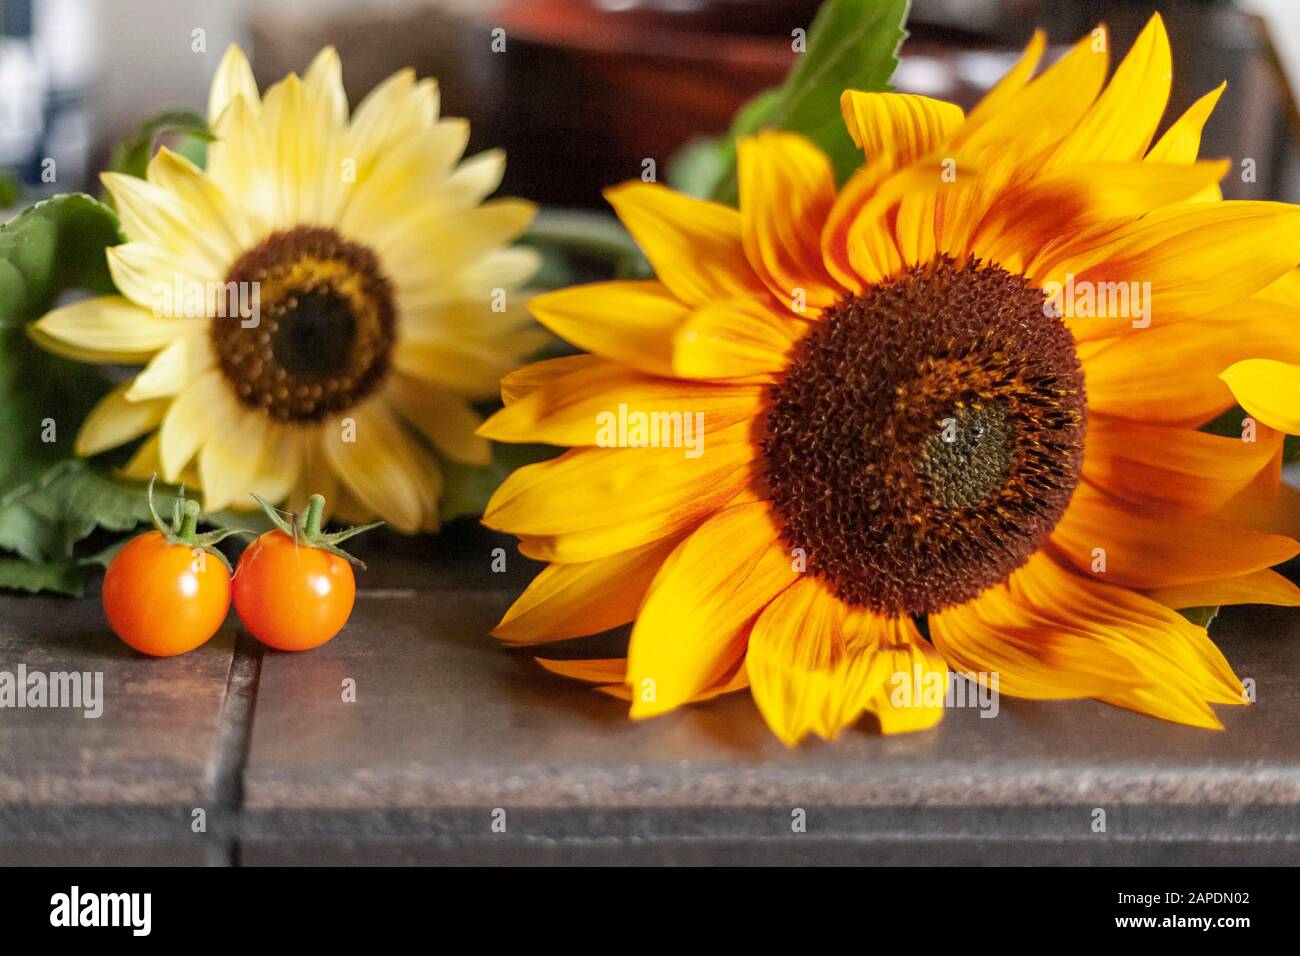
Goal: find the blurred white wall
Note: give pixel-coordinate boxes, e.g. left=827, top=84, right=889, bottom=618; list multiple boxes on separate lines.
left=96, top=0, right=248, bottom=145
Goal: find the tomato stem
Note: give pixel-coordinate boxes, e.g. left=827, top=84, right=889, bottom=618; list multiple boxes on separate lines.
left=304, top=494, right=326, bottom=537
left=179, top=499, right=201, bottom=538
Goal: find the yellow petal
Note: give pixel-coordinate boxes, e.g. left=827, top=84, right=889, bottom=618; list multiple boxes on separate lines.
left=246, top=424, right=304, bottom=507
left=158, top=370, right=243, bottom=482
left=1146, top=82, right=1225, bottom=165
left=346, top=69, right=436, bottom=184
left=962, top=30, right=1045, bottom=127
left=204, top=94, right=273, bottom=228
left=671, top=298, right=806, bottom=381
left=1081, top=416, right=1282, bottom=512
left=442, top=149, right=506, bottom=208
left=1039, top=202, right=1300, bottom=339
left=494, top=533, right=687, bottom=645
left=198, top=407, right=270, bottom=511
left=482, top=423, right=757, bottom=563
left=385, top=373, right=491, bottom=466
left=1010, top=552, right=1244, bottom=725
left=627, top=498, right=797, bottom=717
left=737, top=131, right=841, bottom=311
left=605, top=182, right=770, bottom=306
left=303, top=46, right=348, bottom=129
left=207, top=44, right=260, bottom=126
left=107, top=241, right=222, bottom=312
left=394, top=329, right=548, bottom=401
left=145, top=147, right=256, bottom=267
left=838, top=91, right=964, bottom=169
left=499, top=355, right=607, bottom=406
left=100, top=168, right=236, bottom=276
left=1146, top=568, right=1300, bottom=610
left=480, top=360, right=763, bottom=447
left=974, top=160, right=1228, bottom=268
left=33, top=296, right=204, bottom=364
left=75, top=383, right=169, bottom=457
left=527, top=281, right=687, bottom=377
left=1219, top=359, right=1300, bottom=434
left=125, top=332, right=214, bottom=401
left=747, top=577, right=945, bottom=744
left=339, top=120, right=476, bottom=253
left=1051, top=481, right=1300, bottom=589
left=1082, top=302, right=1300, bottom=423
left=319, top=400, right=438, bottom=533
left=1046, top=13, right=1171, bottom=167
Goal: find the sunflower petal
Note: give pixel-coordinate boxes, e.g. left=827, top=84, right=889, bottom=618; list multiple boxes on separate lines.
left=319, top=401, right=442, bottom=533
left=1081, top=416, right=1281, bottom=512
left=747, top=577, right=946, bottom=744
left=838, top=91, right=964, bottom=169
left=33, top=296, right=204, bottom=364
left=1146, top=568, right=1300, bottom=610
left=605, top=182, right=769, bottom=306
left=1219, top=359, right=1300, bottom=434
left=1147, top=83, right=1225, bottom=165
left=737, top=130, right=841, bottom=310
left=75, top=384, right=169, bottom=457
left=480, top=360, right=763, bottom=447
left=386, top=373, right=491, bottom=466
left=494, top=533, right=688, bottom=645
left=671, top=298, right=806, bottom=381
left=207, top=44, right=260, bottom=125
left=482, top=424, right=757, bottom=563
left=1047, top=13, right=1171, bottom=167
left=527, top=281, right=687, bottom=377
left=627, top=498, right=798, bottom=717
left=1051, top=481, right=1300, bottom=589
left=198, top=406, right=270, bottom=511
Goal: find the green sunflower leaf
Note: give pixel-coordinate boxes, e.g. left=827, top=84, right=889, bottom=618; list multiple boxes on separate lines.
left=672, top=0, right=910, bottom=204
left=0, top=192, right=142, bottom=595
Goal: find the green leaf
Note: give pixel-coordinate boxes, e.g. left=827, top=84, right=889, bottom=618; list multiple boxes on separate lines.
left=0, top=192, right=135, bottom=594
left=0, top=169, right=19, bottom=208
left=0, top=460, right=158, bottom=566
left=520, top=208, right=651, bottom=285
left=0, top=557, right=86, bottom=597
left=106, top=109, right=213, bottom=182
left=682, top=0, right=910, bottom=204
left=0, top=193, right=124, bottom=326
left=1179, top=606, right=1220, bottom=630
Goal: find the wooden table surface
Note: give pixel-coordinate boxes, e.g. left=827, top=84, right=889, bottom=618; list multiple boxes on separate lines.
left=1, top=522, right=1297, bottom=866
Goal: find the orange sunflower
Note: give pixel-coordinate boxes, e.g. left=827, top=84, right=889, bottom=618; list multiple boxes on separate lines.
left=479, top=15, right=1300, bottom=744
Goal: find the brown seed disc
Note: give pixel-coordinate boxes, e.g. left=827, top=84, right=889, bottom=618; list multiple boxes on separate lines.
left=761, top=256, right=1087, bottom=615
left=211, top=226, right=397, bottom=422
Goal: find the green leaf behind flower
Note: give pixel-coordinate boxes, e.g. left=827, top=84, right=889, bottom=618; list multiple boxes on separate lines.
left=105, top=109, right=213, bottom=183
left=0, top=193, right=153, bottom=594
left=670, top=0, right=911, bottom=203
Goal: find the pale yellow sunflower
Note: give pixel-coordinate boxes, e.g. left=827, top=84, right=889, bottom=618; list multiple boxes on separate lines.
left=480, top=15, right=1300, bottom=744
left=34, top=45, right=544, bottom=531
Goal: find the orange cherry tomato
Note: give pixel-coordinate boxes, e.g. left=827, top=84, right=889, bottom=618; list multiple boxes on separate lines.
left=103, top=530, right=232, bottom=657
left=232, top=530, right=356, bottom=651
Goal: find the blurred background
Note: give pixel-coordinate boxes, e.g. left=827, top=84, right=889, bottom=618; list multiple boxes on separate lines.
left=2, top=0, right=1300, bottom=208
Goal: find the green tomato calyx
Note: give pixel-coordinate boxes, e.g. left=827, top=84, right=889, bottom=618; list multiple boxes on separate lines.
left=250, top=492, right=382, bottom=569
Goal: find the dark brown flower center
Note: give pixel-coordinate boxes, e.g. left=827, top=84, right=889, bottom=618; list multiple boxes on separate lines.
left=211, top=226, right=397, bottom=422
left=761, top=256, right=1086, bottom=616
